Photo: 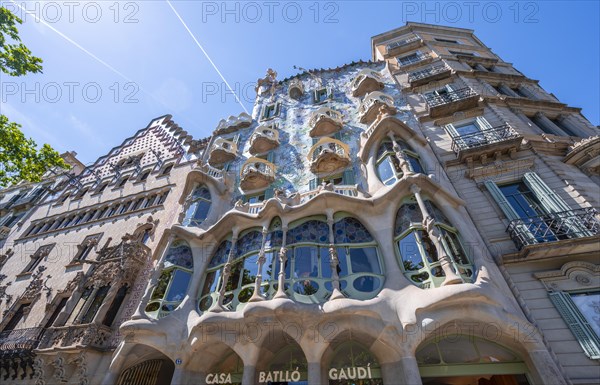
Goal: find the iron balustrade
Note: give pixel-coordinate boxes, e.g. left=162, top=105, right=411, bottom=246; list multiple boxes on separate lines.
left=408, top=64, right=451, bottom=83
left=507, top=208, right=600, bottom=250
left=386, top=35, right=421, bottom=52
left=0, top=327, right=43, bottom=352
left=425, top=87, right=478, bottom=108
left=450, top=124, right=521, bottom=153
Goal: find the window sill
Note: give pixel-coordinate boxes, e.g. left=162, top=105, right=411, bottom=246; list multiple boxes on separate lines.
left=16, top=271, right=33, bottom=279
left=65, top=261, right=84, bottom=268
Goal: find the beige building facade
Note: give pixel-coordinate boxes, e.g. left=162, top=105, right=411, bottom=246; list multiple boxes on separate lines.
left=0, top=22, right=598, bottom=385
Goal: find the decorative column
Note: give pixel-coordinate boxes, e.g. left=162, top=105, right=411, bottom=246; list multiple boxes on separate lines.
left=326, top=210, right=344, bottom=300
left=387, top=132, right=414, bottom=176
left=249, top=227, right=268, bottom=302
left=130, top=234, right=175, bottom=320
left=209, top=229, right=239, bottom=312
left=410, top=184, right=462, bottom=286
left=534, top=112, right=569, bottom=136
left=557, top=114, right=587, bottom=137
left=274, top=225, right=288, bottom=299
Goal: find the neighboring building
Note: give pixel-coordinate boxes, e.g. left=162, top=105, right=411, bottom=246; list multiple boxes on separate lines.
left=0, top=151, right=85, bottom=250
left=372, top=22, right=600, bottom=385
left=0, top=22, right=598, bottom=385
left=0, top=116, right=209, bottom=384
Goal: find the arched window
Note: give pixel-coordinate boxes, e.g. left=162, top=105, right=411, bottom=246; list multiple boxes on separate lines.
left=329, top=341, right=382, bottom=384
left=417, top=335, right=529, bottom=383
left=376, top=140, right=423, bottom=185
left=145, top=239, right=193, bottom=319
left=394, top=198, right=473, bottom=288
left=182, top=185, right=212, bottom=227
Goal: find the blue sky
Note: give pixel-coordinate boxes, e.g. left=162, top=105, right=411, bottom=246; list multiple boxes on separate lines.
left=1, top=1, right=598, bottom=165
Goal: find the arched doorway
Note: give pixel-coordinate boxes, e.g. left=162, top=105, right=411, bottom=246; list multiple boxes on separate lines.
left=116, top=358, right=175, bottom=385
left=417, top=335, right=531, bottom=385
left=328, top=341, right=383, bottom=385
left=257, top=341, right=308, bottom=384
left=203, top=349, right=244, bottom=385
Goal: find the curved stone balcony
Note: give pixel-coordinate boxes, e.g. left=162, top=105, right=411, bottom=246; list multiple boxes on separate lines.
left=249, top=125, right=280, bottom=155
left=208, top=138, right=238, bottom=166
left=240, top=158, right=277, bottom=191
left=308, top=107, right=344, bottom=137
left=214, top=112, right=252, bottom=135
left=351, top=69, right=384, bottom=97
left=358, top=91, right=397, bottom=125
left=308, top=137, right=351, bottom=175
left=288, top=78, right=304, bottom=100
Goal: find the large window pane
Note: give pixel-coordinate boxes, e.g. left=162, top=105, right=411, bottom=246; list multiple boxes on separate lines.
left=398, top=232, right=424, bottom=271
left=165, top=270, right=191, bottom=302
left=349, top=247, right=381, bottom=274
left=295, top=247, right=319, bottom=278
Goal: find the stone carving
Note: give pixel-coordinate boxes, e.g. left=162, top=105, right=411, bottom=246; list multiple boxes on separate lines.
left=51, top=356, right=67, bottom=383
left=22, top=266, right=51, bottom=302
left=69, top=351, right=88, bottom=385
left=0, top=274, right=12, bottom=307
left=32, top=357, right=46, bottom=385
left=255, top=68, right=278, bottom=97
left=274, top=189, right=301, bottom=206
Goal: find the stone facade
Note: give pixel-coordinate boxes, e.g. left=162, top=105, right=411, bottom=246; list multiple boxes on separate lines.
left=0, top=22, right=598, bottom=385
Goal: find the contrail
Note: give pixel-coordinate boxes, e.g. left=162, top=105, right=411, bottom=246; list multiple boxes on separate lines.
left=165, top=0, right=249, bottom=114
left=8, top=0, right=133, bottom=84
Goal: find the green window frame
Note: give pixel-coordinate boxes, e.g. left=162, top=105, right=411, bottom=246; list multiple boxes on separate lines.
left=549, top=290, right=600, bottom=359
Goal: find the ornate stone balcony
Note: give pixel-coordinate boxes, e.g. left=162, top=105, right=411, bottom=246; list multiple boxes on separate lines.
left=385, top=34, right=423, bottom=57
left=408, top=63, right=452, bottom=87
left=213, top=113, right=252, bottom=135
left=564, top=136, right=600, bottom=177
left=239, top=158, right=276, bottom=191
left=450, top=123, right=522, bottom=164
left=506, top=208, right=600, bottom=259
left=309, top=107, right=344, bottom=137
left=351, top=69, right=384, bottom=97
left=425, top=87, right=479, bottom=118
left=288, top=78, right=304, bottom=100
left=358, top=91, right=397, bottom=125
left=0, top=327, right=43, bottom=380
left=308, top=138, right=351, bottom=175
left=36, top=324, right=113, bottom=351
left=249, top=125, right=280, bottom=155
left=208, top=138, right=238, bottom=166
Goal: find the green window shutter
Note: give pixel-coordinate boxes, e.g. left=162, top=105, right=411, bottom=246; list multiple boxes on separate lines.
left=313, top=90, right=319, bottom=103
left=264, top=187, right=275, bottom=200
left=309, top=178, right=318, bottom=190
left=343, top=168, right=355, bottom=185
left=484, top=180, right=537, bottom=245
left=522, top=172, right=571, bottom=213
left=267, top=152, right=274, bottom=163
left=475, top=116, right=493, bottom=130
left=327, top=85, right=334, bottom=100
left=312, top=137, right=319, bottom=145
left=549, top=291, right=600, bottom=359
left=333, top=132, right=342, bottom=141
left=444, top=124, right=459, bottom=137
left=523, top=172, right=592, bottom=237
left=274, top=102, right=281, bottom=117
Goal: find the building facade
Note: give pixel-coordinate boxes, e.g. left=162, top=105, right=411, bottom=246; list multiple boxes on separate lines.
left=0, top=22, right=598, bottom=385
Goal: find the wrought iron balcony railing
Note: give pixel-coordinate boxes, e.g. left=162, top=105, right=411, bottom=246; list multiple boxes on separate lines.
left=0, top=327, right=43, bottom=353
left=507, top=208, right=600, bottom=250
left=397, top=52, right=431, bottom=67
left=450, top=124, right=521, bottom=153
left=425, top=87, right=478, bottom=108
left=386, top=35, right=422, bottom=54
left=408, top=64, right=451, bottom=84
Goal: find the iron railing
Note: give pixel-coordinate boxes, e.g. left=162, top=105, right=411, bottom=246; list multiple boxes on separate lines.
left=0, top=327, right=43, bottom=352
left=386, top=35, right=421, bottom=53
left=450, top=124, right=521, bottom=153
left=408, top=64, right=451, bottom=83
left=397, top=52, right=431, bottom=67
left=507, top=208, right=600, bottom=250
left=425, top=87, right=478, bottom=108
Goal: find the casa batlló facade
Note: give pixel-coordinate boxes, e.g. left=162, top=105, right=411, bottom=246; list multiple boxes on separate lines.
left=0, top=22, right=598, bottom=385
